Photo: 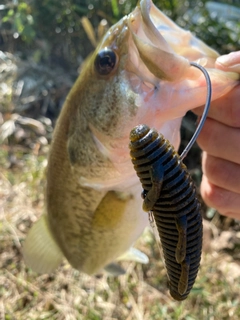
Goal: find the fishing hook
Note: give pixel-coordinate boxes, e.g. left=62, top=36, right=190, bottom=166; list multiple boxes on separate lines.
left=180, top=62, right=212, bottom=160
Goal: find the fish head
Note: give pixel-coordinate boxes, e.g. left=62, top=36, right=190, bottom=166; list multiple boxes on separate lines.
left=73, top=15, right=138, bottom=140
left=76, top=1, right=196, bottom=139
left=68, top=0, right=238, bottom=185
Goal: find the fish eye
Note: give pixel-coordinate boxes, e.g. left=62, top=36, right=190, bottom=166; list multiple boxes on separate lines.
left=94, top=48, right=117, bottom=75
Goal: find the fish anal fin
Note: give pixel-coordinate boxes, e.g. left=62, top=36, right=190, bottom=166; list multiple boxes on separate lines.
left=22, top=215, right=63, bottom=273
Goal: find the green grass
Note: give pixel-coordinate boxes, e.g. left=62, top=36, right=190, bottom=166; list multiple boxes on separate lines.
left=1, top=147, right=240, bottom=320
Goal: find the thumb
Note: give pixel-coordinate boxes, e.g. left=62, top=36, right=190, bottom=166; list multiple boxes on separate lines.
left=215, top=51, right=240, bottom=73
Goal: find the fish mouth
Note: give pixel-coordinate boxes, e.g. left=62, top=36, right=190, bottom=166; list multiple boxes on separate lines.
left=127, top=0, right=191, bottom=83
left=127, top=0, right=218, bottom=83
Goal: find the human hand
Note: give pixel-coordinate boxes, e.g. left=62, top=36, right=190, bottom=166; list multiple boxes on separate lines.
left=193, top=52, right=240, bottom=219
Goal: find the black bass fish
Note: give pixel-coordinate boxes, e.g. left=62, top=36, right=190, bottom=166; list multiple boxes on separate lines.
left=23, top=0, right=239, bottom=275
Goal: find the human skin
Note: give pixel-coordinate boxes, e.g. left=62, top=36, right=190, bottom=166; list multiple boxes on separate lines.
left=193, top=51, right=240, bottom=219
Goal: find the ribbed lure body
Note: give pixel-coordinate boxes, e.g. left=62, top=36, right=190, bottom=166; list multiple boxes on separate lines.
left=129, top=124, right=202, bottom=301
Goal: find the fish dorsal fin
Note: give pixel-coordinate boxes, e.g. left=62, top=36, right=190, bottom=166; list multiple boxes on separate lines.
left=117, top=247, right=149, bottom=264
left=22, top=215, right=63, bottom=273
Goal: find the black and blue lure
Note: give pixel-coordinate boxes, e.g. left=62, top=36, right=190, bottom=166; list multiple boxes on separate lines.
left=129, top=62, right=212, bottom=301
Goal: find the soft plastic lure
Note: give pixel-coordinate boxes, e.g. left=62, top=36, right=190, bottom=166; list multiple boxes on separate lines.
left=129, top=62, right=211, bottom=300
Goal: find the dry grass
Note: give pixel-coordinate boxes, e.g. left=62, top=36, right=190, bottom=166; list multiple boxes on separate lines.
left=1, top=146, right=240, bottom=320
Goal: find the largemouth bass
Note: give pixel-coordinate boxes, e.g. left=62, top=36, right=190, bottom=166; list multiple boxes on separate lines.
left=23, top=0, right=239, bottom=275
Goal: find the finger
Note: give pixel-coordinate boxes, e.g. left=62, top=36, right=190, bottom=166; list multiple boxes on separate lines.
left=202, top=152, right=240, bottom=194
left=197, top=118, right=240, bottom=165
left=200, top=175, right=240, bottom=218
left=221, top=212, right=240, bottom=220
left=194, top=85, right=240, bottom=128
left=215, top=51, right=240, bottom=73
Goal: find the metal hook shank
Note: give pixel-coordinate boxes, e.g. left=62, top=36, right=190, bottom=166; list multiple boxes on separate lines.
left=180, top=62, right=212, bottom=160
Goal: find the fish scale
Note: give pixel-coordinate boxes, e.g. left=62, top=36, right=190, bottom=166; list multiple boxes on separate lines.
left=129, top=124, right=202, bottom=300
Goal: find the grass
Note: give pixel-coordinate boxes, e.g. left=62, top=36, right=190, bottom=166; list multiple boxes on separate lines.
left=1, top=146, right=240, bottom=320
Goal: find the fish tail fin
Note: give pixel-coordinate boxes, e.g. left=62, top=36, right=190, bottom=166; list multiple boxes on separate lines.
left=22, top=215, right=63, bottom=273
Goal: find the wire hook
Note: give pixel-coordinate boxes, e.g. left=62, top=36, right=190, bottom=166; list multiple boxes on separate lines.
left=180, top=62, right=212, bottom=160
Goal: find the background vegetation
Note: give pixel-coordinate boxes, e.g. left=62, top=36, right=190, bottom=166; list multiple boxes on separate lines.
left=1, top=0, right=240, bottom=319
left=1, top=0, right=240, bottom=67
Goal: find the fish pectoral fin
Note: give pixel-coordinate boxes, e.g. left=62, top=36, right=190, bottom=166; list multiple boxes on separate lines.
left=104, top=263, right=126, bottom=276
left=22, top=215, right=63, bottom=273
left=117, top=247, right=149, bottom=264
